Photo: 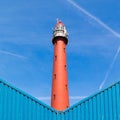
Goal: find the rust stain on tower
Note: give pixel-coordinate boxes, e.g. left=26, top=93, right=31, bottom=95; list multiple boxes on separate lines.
left=51, top=20, right=69, bottom=111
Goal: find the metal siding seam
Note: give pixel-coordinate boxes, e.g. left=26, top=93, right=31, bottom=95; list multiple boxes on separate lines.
left=34, top=101, right=37, bottom=120
left=72, top=108, right=75, bottom=120
left=6, top=85, right=10, bottom=119
left=20, top=92, right=22, bottom=119
left=52, top=112, right=55, bottom=120
left=30, top=99, right=33, bottom=120
left=70, top=109, right=73, bottom=120
left=26, top=96, right=29, bottom=120
left=81, top=103, right=84, bottom=120
left=44, top=107, right=47, bottom=120
left=64, top=111, right=67, bottom=120
left=30, top=98, right=33, bottom=120
left=60, top=112, right=63, bottom=120
left=39, top=104, right=42, bottom=119
left=89, top=99, right=92, bottom=120
left=46, top=108, right=49, bottom=120
left=71, top=109, right=73, bottom=120
left=25, top=97, right=28, bottom=120
left=32, top=101, right=36, bottom=120
left=29, top=98, right=32, bottom=120
left=41, top=106, right=44, bottom=120
left=108, top=88, right=113, bottom=120
left=93, top=97, right=96, bottom=120
left=57, top=112, right=60, bottom=120
left=97, top=94, right=100, bottom=120
left=36, top=103, right=39, bottom=120
left=50, top=109, right=52, bottom=120
left=3, top=84, right=6, bottom=120
left=11, top=88, right=14, bottom=119
left=73, top=106, right=78, bottom=120
left=1, top=83, right=4, bottom=119
left=71, top=108, right=75, bottom=120
left=10, top=86, right=13, bottom=119
left=22, top=94, right=25, bottom=119
left=105, top=90, right=108, bottom=119
left=79, top=104, right=82, bottom=120
left=2, top=84, right=4, bottom=120
left=77, top=105, right=80, bottom=120
left=53, top=111, right=57, bottom=120
left=0, top=83, right=2, bottom=120
left=85, top=101, right=88, bottom=120
left=67, top=110, right=70, bottom=120
left=46, top=108, right=48, bottom=120
left=116, top=83, right=120, bottom=120
left=112, top=85, right=117, bottom=119
left=101, top=91, right=104, bottom=120
left=75, top=106, right=78, bottom=120
left=67, top=111, right=69, bottom=120
left=32, top=100, right=35, bottom=120
left=27, top=98, right=30, bottom=120
left=83, top=103, right=85, bottom=120
left=12, top=88, right=15, bottom=120
left=29, top=99, right=32, bottom=120
left=39, top=104, right=41, bottom=119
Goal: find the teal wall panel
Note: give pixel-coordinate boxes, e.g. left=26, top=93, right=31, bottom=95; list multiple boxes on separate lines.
left=0, top=79, right=119, bottom=120
left=64, top=81, right=120, bottom=120
left=0, top=79, right=57, bottom=120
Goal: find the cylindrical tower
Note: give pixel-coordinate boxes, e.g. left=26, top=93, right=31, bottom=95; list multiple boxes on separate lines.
left=51, top=20, right=69, bottom=111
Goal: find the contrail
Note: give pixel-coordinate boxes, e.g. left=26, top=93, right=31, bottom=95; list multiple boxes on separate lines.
left=0, top=50, right=26, bottom=59
left=37, top=96, right=86, bottom=100
left=99, top=46, right=120, bottom=90
left=70, top=96, right=86, bottom=100
left=66, top=0, right=120, bottom=39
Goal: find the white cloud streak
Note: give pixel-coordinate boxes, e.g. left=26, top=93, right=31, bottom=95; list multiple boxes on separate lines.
left=70, top=96, right=86, bottom=99
left=66, top=0, right=120, bottom=39
left=37, top=96, right=86, bottom=100
left=0, top=50, right=26, bottom=59
left=99, top=46, right=120, bottom=90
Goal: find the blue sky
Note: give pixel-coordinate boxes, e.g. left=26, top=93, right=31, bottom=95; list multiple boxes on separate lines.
left=0, top=0, right=120, bottom=105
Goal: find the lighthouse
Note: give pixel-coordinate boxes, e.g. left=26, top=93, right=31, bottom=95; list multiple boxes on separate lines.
left=51, top=20, right=69, bottom=111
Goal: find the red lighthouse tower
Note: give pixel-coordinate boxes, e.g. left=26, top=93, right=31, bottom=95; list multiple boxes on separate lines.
left=51, top=20, right=69, bottom=111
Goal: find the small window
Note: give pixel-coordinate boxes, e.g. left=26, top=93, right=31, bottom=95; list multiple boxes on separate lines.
left=64, top=65, right=67, bottom=70
left=63, top=48, right=66, bottom=52
left=53, top=94, right=56, bottom=100
left=65, top=84, right=68, bottom=90
left=53, top=74, right=56, bottom=79
left=55, top=55, right=57, bottom=61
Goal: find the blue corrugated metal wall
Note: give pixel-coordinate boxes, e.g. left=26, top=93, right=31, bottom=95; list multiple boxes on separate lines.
left=0, top=79, right=119, bottom=120
left=0, top=79, right=58, bottom=120
left=64, top=81, right=120, bottom=120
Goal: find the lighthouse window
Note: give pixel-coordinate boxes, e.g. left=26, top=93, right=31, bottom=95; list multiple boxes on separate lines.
left=54, top=74, right=56, bottom=79
left=55, top=55, right=57, bottom=61
left=65, top=84, right=68, bottom=90
left=64, top=65, right=67, bottom=70
left=53, top=94, right=56, bottom=100
left=64, top=48, right=65, bottom=52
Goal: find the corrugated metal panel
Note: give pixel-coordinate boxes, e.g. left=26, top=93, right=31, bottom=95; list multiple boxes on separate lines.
left=0, top=79, right=58, bottom=120
left=0, top=78, right=119, bottom=120
left=64, top=81, right=120, bottom=120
